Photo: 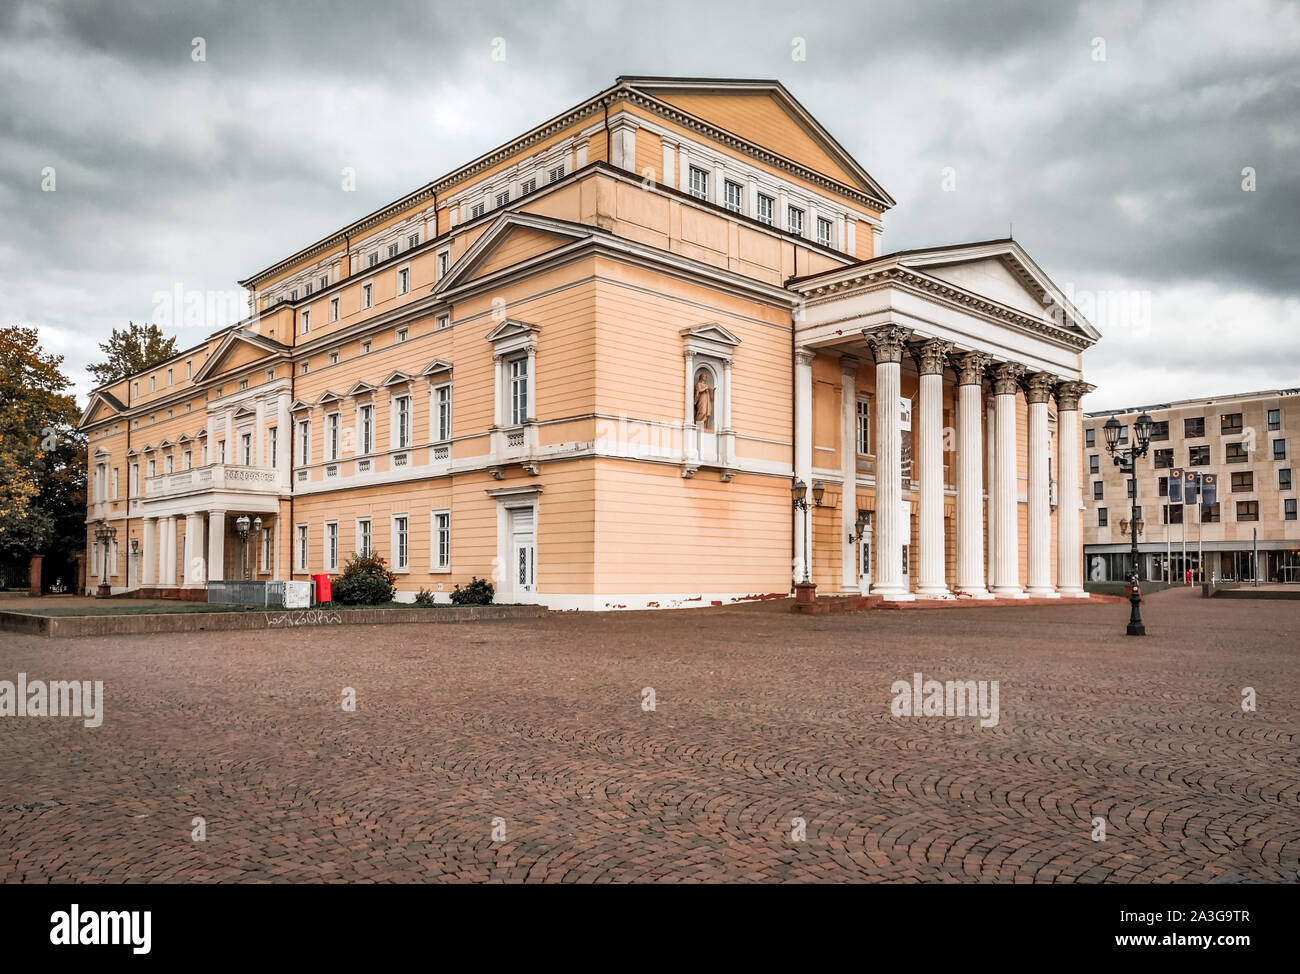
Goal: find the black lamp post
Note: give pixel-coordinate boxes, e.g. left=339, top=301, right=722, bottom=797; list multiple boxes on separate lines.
left=791, top=478, right=810, bottom=584
left=94, top=521, right=116, bottom=598
left=1104, top=411, right=1154, bottom=635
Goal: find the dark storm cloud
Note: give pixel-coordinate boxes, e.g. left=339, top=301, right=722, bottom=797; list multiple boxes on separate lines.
left=1, top=0, right=1296, bottom=409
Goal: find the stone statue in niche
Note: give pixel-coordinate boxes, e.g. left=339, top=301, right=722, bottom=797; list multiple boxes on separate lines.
left=693, top=368, right=715, bottom=429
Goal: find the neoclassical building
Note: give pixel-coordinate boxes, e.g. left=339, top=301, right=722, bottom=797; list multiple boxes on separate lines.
left=80, top=76, right=1099, bottom=608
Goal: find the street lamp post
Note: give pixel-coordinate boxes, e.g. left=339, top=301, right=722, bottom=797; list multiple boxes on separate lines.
left=791, top=479, right=810, bottom=585
left=234, top=515, right=259, bottom=581
left=1104, top=412, right=1154, bottom=635
left=93, top=521, right=117, bottom=599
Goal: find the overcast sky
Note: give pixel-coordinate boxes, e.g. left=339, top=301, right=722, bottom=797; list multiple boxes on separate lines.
left=2, top=0, right=1296, bottom=411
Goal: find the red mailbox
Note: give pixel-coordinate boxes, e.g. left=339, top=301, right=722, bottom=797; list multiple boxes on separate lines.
left=313, top=573, right=332, bottom=604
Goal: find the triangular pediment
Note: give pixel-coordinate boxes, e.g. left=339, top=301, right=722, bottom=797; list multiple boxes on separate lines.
left=232, top=405, right=258, bottom=420
left=346, top=381, right=377, bottom=397
left=78, top=389, right=126, bottom=429
left=193, top=327, right=288, bottom=383
left=485, top=319, right=540, bottom=344
left=316, top=390, right=344, bottom=406
left=421, top=358, right=454, bottom=377
left=436, top=212, right=595, bottom=295
left=681, top=322, right=741, bottom=347
left=290, top=399, right=313, bottom=412
left=382, top=371, right=415, bottom=387
left=622, top=77, right=895, bottom=209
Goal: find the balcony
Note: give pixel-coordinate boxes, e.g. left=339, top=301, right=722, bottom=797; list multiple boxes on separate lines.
left=142, top=463, right=281, bottom=502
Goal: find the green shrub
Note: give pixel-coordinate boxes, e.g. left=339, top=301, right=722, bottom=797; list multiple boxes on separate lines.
left=414, top=588, right=437, bottom=607
left=450, top=576, right=495, bottom=605
left=332, top=551, right=397, bottom=605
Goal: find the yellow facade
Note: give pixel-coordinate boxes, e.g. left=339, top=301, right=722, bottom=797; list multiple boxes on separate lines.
left=81, top=77, right=1097, bottom=607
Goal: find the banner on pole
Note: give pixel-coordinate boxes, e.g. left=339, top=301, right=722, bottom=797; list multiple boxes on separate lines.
left=1185, top=470, right=1200, bottom=505
left=1169, top=467, right=1183, bottom=503
left=1201, top=472, right=1217, bottom=508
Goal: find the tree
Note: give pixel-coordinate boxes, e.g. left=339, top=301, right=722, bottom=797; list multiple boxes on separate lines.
left=0, top=326, right=83, bottom=562
left=86, top=321, right=177, bottom=387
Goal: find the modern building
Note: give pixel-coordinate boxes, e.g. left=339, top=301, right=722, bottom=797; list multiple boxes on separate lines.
left=1082, top=388, right=1300, bottom=583
left=80, top=76, right=1099, bottom=608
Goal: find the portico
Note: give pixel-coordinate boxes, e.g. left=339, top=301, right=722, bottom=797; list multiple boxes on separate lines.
left=787, top=240, right=1099, bottom=601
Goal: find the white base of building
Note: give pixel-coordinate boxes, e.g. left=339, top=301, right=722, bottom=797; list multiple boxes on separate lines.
left=870, top=586, right=915, bottom=602
left=913, top=587, right=953, bottom=599
left=990, top=587, right=1029, bottom=599
left=956, top=587, right=995, bottom=599
left=1026, top=587, right=1061, bottom=598
left=1056, top=588, right=1089, bottom=598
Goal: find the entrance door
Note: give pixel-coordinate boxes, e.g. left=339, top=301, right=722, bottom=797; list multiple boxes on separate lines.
left=508, top=507, right=536, bottom=601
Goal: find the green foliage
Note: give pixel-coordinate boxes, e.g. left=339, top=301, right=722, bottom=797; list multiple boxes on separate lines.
left=86, top=321, right=177, bottom=387
left=414, top=588, right=437, bottom=606
left=450, top=576, right=495, bottom=606
left=331, top=551, right=396, bottom=605
left=0, top=326, right=82, bottom=561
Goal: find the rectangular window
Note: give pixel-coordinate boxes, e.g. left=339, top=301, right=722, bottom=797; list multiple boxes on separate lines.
left=1149, top=420, right=1169, bottom=440
left=436, top=384, right=452, bottom=441
left=304, top=283, right=312, bottom=296
left=432, top=511, right=450, bottom=571
left=1163, top=504, right=1183, bottom=525
left=548, top=165, right=564, bottom=183
left=1286, top=499, right=1297, bottom=520
left=1268, top=408, right=1281, bottom=430
left=148, top=459, right=156, bottom=477
left=330, top=297, right=339, bottom=322
left=290, top=288, right=299, bottom=300
left=299, top=362, right=309, bottom=375
left=185, top=361, right=192, bottom=380
left=320, top=275, right=329, bottom=290
left=1158, top=476, right=1168, bottom=496
left=134, top=381, right=140, bottom=397
left=268, top=428, right=277, bottom=468
left=520, top=178, right=536, bottom=195
left=1089, top=455, right=1099, bottom=474
left=1220, top=412, right=1243, bottom=434
left=1153, top=448, right=1173, bottom=468
left=359, top=404, right=373, bottom=454
left=1281, top=468, right=1293, bottom=490
left=787, top=205, right=804, bottom=235
left=437, top=251, right=449, bottom=278
left=1098, top=508, right=1108, bottom=527
left=393, top=516, right=409, bottom=570
left=1202, top=503, right=1220, bottom=523
left=396, top=395, right=411, bottom=449
left=369, top=253, right=378, bottom=267
left=241, top=432, right=252, bottom=466
left=387, top=243, right=398, bottom=259
left=1230, top=471, right=1254, bottom=492
left=723, top=180, right=743, bottom=213
left=266, top=368, right=275, bottom=382
left=1093, top=481, right=1104, bottom=499
left=756, top=193, right=774, bottom=225
left=1184, top=416, right=1205, bottom=438
left=327, top=413, right=340, bottom=460
left=298, top=420, right=310, bottom=465
left=1084, top=428, right=1095, bottom=448
left=688, top=166, right=708, bottom=200
left=301, top=310, right=310, bottom=334
left=398, top=268, right=410, bottom=295
left=1188, top=445, right=1209, bottom=466
left=1236, top=500, right=1259, bottom=521
left=217, top=441, right=226, bottom=464
left=130, top=463, right=138, bottom=495
left=495, top=191, right=509, bottom=208
left=296, top=524, right=308, bottom=571
left=1225, top=442, right=1248, bottom=463
left=361, top=340, right=372, bottom=354
left=150, top=375, right=156, bottom=392
left=509, top=357, right=529, bottom=426
left=362, top=283, right=373, bottom=309
left=329, top=351, right=339, bottom=365
left=166, top=368, right=173, bottom=387
left=395, top=327, right=408, bottom=343
left=165, top=454, right=174, bottom=473
left=856, top=397, right=870, bottom=455
left=238, top=378, right=249, bottom=391
left=357, top=519, right=372, bottom=557
left=470, top=202, right=485, bottom=218
left=407, top=233, right=419, bottom=250
left=111, top=467, right=118, bottom=499
left=325, top=522, right=338, bottom=572
left=436, top=314, right=450, bottom=331
left=1273, top=438, right=1287, bottom=460
left=817, top=217, right=833, bottom=247
left=260, top=528, right=271, bottom=573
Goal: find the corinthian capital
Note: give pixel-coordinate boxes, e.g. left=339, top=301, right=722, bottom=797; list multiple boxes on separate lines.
left=1055, top=380, right=1096, bottom=412
left=863, top=325, right=913, bottom=365
left=990, top=361, right=1027, bottom=397
left=952, top=350, right=991, bottom=386
left=910, top=338, right=953, bottom=377
left=1023, top=371, right=1056, bottom=405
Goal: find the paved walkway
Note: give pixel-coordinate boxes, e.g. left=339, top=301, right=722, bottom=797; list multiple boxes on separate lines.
left=0, top=588, right=1296, bottom=882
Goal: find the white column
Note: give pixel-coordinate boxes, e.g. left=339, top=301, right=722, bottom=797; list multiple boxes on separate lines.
left=1025, top=373, right=1058, bottom=597
left=991, top=363, right=1027, bottom=597
left=1056, top=382, right=1092, bottom=597
left=985, top=402, right=996, bottom=588
left=208, top=510, right=226, bottom=583
left=793, top=347, right=815, bottom=584
left=276, top=394, right=291, bottom=484
left=183, top=513, right=205, bottom=588
left=142, top=518, right=157, bottom=586
left=954, top=353, right=992, bottom=597
left=841, top=356, right=859, bottom=590
left=865, top=326, right=913, bottom=601
left=912, top=339, right=953, bottom=597
left=161, top=516, right=177, bottom=588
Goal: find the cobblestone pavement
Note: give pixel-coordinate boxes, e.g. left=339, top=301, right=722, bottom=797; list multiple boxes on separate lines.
left=1, top=588, right=1296, bottom=882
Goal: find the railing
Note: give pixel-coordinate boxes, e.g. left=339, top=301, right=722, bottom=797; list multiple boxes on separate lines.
left=144, top=463, right=280, bottom=499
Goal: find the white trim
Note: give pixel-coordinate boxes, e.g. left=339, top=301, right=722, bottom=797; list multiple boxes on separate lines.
left=430, top=508, right=451, bottom=573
